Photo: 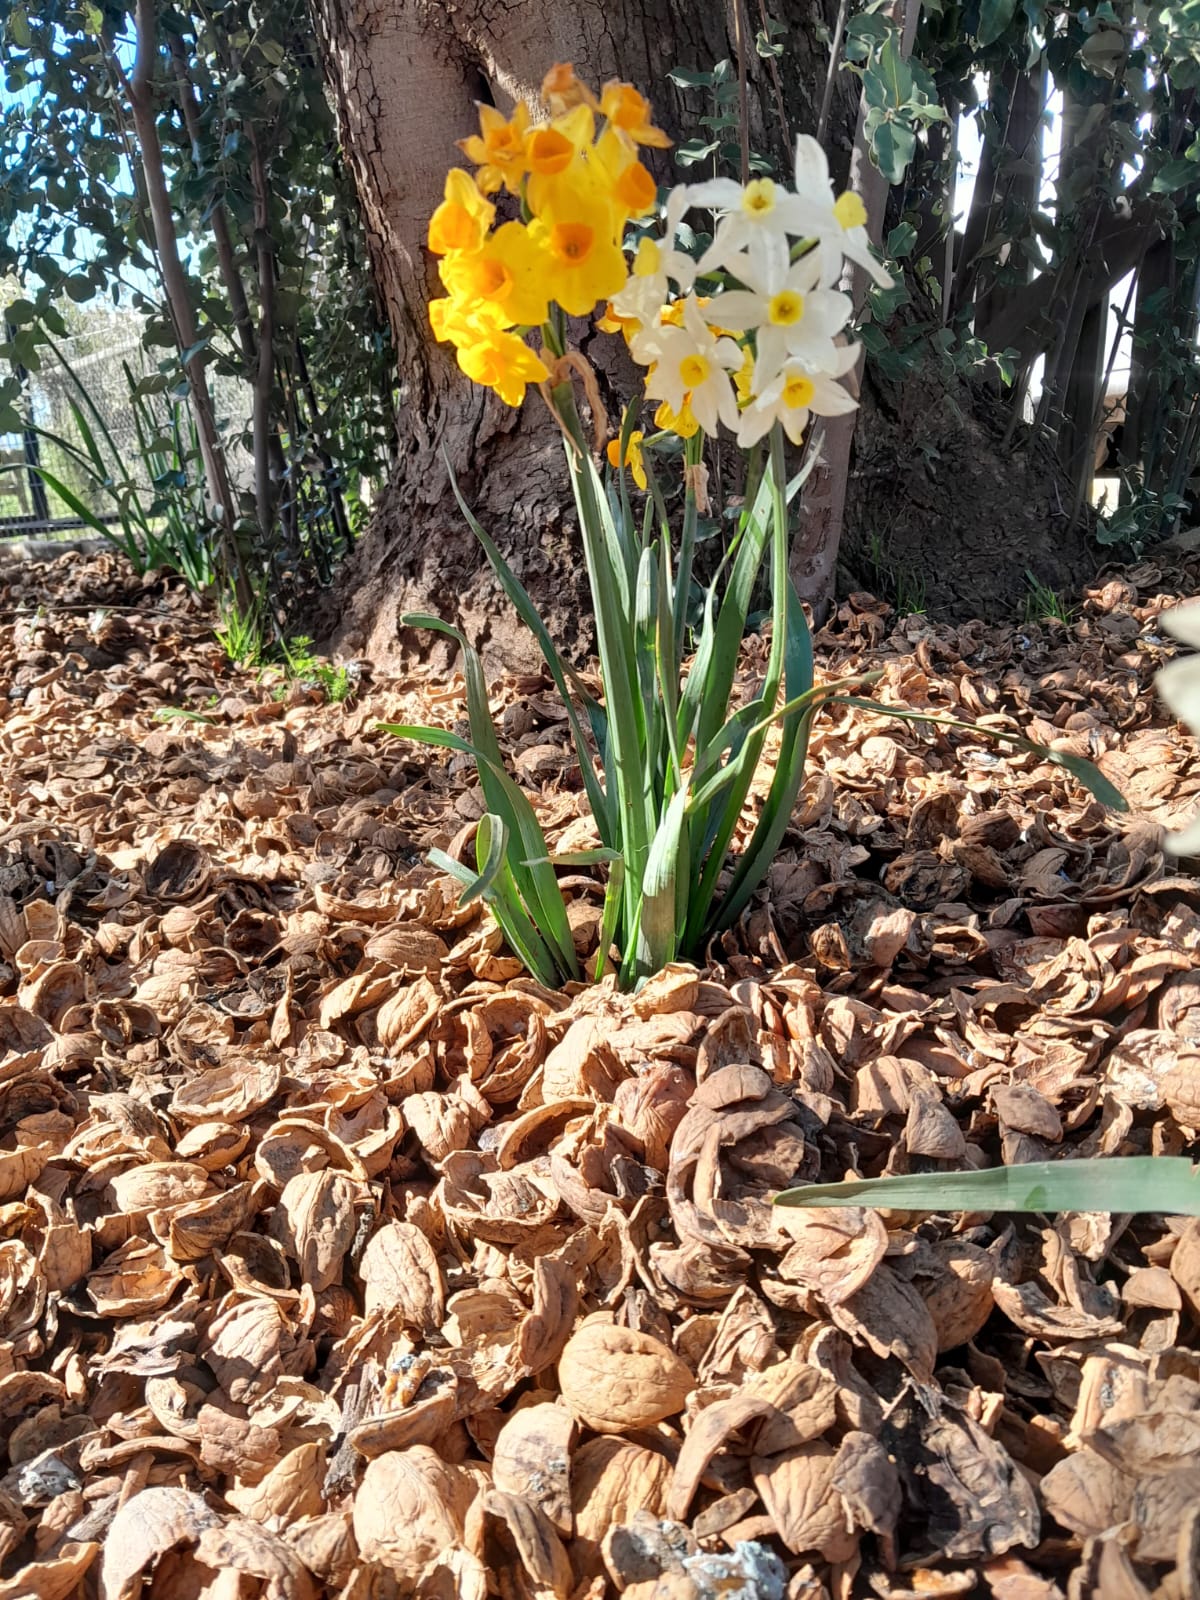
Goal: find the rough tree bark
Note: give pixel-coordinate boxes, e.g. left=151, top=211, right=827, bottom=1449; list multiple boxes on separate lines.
left=309, top=0, right=845, bottom=667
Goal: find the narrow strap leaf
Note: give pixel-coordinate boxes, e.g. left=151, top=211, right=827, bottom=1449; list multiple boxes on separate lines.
left=710, top=580, right=815, bottom=936
left=437, top=465, right=614, bottom=844
left=635, top=783, right=691, bottom=981
left=828, top=697, right=1128, bottom=812
left=775, top=1157, right=1200, bottom=1216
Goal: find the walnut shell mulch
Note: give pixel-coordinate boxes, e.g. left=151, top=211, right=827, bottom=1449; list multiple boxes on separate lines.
left=0, top=548, right=1196, bottom=1598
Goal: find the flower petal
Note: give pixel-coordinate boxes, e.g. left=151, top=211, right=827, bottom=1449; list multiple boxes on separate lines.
left=709, top=291, right=767, bottom=330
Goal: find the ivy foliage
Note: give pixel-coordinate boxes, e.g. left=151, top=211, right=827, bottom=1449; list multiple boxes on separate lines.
left=0, top=0, right=394, bottom=594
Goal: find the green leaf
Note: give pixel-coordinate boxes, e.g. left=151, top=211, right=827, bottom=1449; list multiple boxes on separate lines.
left=388, top=617, right=580, bottom=982
left=442, top=453, right=612, bottom=844
left=710, top=581, right=815, bottom=935
left=1152, top=157, right=1200, bottom=193
left=522, top=848, right=624, bottom=869
left=828, top=697, right=1128, bottom=812
left=559, top=407, right=655, bottom=954
left=886, top=221, right=918, bottom=259
left=667, top=67, right=715, bottom=88
left=459, top=811, right=509, bottom=907
left=976, top=0, right=1019, bottom=46
left=636, top=784, right=691, bottom=979
left=595, top=855, right=626, bottom=981
left=7, top=6, right=31, bottom=46
left=877, top=32, right=914, bottom=106
left=676, top=138, right=720, bottom=166
left=775, top=1157, right=1200, bottom=1216
left=871, top=120, right=918, bottom=185
left=429, top=825, right=561, bottom=989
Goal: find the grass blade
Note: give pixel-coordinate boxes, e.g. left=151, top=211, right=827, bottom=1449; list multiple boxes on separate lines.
left=66, top=395, right=110, bottom=481
left=775, top=1157, right=1200, bottom=1216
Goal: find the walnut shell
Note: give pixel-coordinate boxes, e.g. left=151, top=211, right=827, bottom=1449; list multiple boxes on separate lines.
left=920, top=1240, right=995, bottom=1352
left=558, top=1321, right=693, bottom=1433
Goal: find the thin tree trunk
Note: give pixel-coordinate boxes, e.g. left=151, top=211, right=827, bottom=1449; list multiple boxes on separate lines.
left=168, top=36, right=258, bottom=370
left=970, top=62, right=1044, bottom=335
left=248, top=130, right=279, bottom=543
left=126, top=0, right=253, bottom=610
left=296, top=341, right=355, bottom=550
left=1125, top=237, right=1173, bottom=491
left=791, top=0, right=920, bottom=622
left=1059, top=296, right=1106, bottom=507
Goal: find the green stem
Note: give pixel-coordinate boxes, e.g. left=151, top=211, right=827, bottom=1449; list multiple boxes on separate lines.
left=684, top=422, right=791, bottom=947
left=674, top=430, right=704, bottom=659
left=553, top=379, right=653, bottom=948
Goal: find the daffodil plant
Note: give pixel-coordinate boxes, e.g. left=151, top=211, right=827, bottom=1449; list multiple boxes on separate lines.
left=384, top=64, right=1123, bottom=991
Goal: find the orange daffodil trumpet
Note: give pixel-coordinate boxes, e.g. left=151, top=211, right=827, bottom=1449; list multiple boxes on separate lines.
left=427, top=65, right=889, bottom=444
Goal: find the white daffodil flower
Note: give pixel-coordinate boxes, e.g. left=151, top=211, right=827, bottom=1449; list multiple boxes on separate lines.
left=736, top=348, right=859, bottom=448
left=708, top=250, right=853, bottom=392
left=609, top=235, right=696, bottom=325
left=787, top=135, right=893, bottom=290
left=640, top=294, right=744, bottom=436
left=682, top=175, right=812, bottom=284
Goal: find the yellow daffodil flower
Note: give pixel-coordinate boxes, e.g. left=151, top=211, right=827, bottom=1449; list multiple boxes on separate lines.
left=528, top=210, right=628, bottom=317
left=529, top=105, right=595, bottom=170
left=432, top=65, right=883, bottom=427
left=542, top=63, right=600, bottom=115
left=600, top=81, right=672, bottom=148
left=429, top=291, right=507, bottom=352
left=458, top=102, right=531, bottom=194
left=457, top=329, right=550, bottom=406
left=653, top=393, right=701, bottom=440
left=596, top=301, right=640, bottom=341
left=606, top=429, right=648, bottom=489
left=439, top=220, right=551, bottom=327
left=427, top=168, right=495, bottom=256
left=592, top=127, right=657, bottom=226
left=733, top=346, right=754, bottom=409
left=525, top=108, right=606, bottom=222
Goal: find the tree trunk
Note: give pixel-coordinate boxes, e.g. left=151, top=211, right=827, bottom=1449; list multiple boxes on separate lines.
left=127, top=0, right=254, bottom=610
left=308, top=0, right=846, bottom=667
left=793, top=0, right=919, bottom=623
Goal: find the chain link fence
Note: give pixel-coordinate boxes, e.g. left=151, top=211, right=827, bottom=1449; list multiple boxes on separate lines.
left=1, top=324, right=251, bottom=534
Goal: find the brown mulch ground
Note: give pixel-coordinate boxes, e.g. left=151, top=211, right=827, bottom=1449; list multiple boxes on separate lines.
left=0, top=547, right=1199, bottom=1600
